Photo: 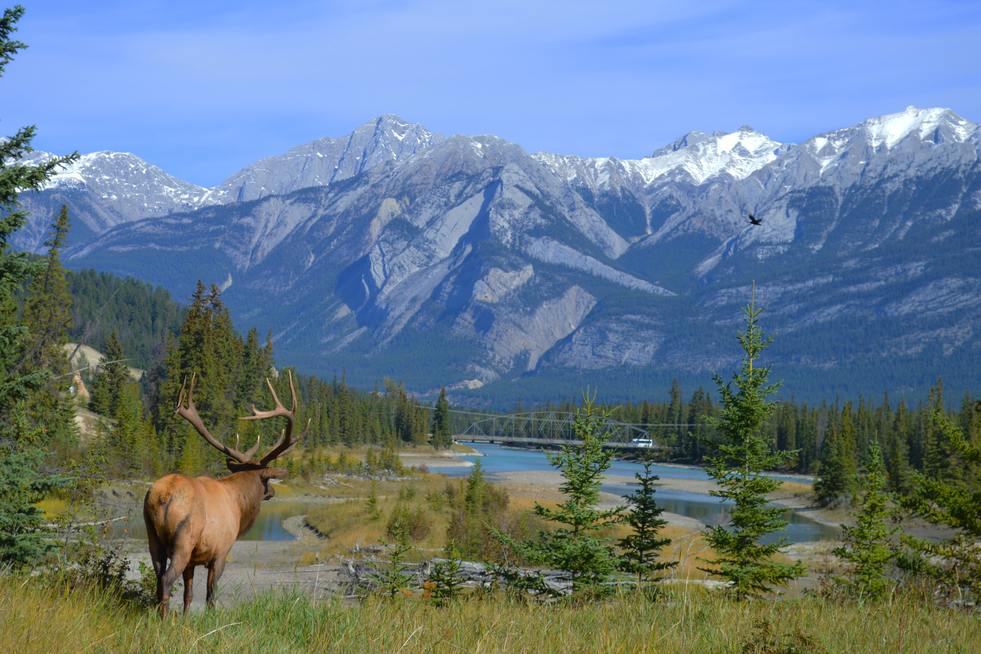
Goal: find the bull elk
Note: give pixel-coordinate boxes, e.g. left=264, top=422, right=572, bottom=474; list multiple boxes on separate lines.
left=143, top=371, right=308, bottom=617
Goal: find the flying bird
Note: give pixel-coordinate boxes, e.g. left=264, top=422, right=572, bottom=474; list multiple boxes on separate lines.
left=747, top=213, right=762, bottom=226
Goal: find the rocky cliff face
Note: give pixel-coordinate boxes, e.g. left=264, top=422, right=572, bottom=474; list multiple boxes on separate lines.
left=18, top=107, right=980, bottom=402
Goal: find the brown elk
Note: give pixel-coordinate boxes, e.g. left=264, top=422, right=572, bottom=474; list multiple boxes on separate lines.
left=143, top=371, right=308, bottom=617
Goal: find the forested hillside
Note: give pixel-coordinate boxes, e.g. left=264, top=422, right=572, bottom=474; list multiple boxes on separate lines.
left=65, top=269, right=187, bottom=371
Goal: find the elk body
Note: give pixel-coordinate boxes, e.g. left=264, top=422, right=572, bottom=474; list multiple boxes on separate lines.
left=143, top=372, right=308, bottom=617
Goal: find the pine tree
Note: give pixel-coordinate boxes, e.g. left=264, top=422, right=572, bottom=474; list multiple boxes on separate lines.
left=698, top=285, right=806, bottom=599
left=830, top=439, right=898, bottom=599
left=89, top=330, right=127, bottom=416
left=814, top=423, right=858, bottom=507
left=19, top=205, right=75, bottom=445
left=432, top=387, right=452, bottom=450
left=901, top=413, right=981, bottom=595
left=0, top=6, right=76, bottom=566
left=617, top=453, right=676, bottom=586
left=497, top=391, right=625, bottom=596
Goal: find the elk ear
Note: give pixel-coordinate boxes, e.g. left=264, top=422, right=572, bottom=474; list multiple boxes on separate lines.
left=260, top=467, right=288, bottom=481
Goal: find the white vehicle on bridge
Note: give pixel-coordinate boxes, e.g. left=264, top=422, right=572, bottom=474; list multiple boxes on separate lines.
left=630, top=438, right=653, bottom=448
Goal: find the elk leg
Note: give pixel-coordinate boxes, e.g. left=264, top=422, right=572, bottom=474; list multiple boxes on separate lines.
left=158, top=549, right=191, bottom=619
left=145, top=521, right=168, bottom=606
left=182, top=566, right=195, bottom=616
left=206, top=555, right=227, bottom=608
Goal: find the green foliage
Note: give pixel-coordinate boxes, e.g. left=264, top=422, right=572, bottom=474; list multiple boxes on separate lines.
left=88, top=330, right=128, bottom=416
left=425, top=543, right=465, bottom=606
left=368, top=529, right=416, bottom=599
left=19, top=206, right=76, bottom=444
left=394, top=383, right=429, bottom=445
left=0, top=6, right=75, bottom=567
left=0, top=443, right=67, bottom=566
left=431, top=386, right=452, bottom=450
left=446, top=459, right=524, bottom=563
left=64, top=267, right=186, bottom=370
left=365, top=479, right=380, bottom=519
left=829, top=439, right=899, bottom=600
left=496, top=391, right=625, bottom=597
left=617, top=453, right=676, bottom=585
left=900, top=412, right=981, bottom=595
left=813, top=419, right=859, bottom=507
left=699, top=287, right=806, bottom=599
left=151, top=281, right=276, bottom=474
left=386, top=500, right=431, bottom=542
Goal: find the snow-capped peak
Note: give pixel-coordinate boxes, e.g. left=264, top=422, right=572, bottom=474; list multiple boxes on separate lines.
left=860, top=106, right=974, bottom=149
left=534, top=126, right=786, bottom=189
left=645, top=125, right=787, bottom=185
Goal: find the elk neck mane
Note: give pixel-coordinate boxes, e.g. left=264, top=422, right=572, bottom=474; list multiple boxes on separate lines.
left=220, top=470, right=267, bottom=536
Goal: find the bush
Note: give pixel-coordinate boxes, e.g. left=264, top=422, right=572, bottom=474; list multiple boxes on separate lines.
left=386, top=502, right=431, bottom=542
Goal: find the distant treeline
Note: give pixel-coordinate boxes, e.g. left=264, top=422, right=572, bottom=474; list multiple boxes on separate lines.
left=527, top=377, right=980, bottom=503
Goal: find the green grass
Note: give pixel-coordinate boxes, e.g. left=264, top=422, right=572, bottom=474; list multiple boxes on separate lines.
left=2, top=574, right=978, bottom=653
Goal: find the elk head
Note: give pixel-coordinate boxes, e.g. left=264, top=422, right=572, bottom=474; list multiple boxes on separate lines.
left=175, top=371, right=310, bottom=497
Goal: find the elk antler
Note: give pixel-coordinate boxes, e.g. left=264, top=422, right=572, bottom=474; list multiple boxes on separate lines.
left=175, top=374, right=258, bottom=464
left=239, top=371, right=310, bottom=467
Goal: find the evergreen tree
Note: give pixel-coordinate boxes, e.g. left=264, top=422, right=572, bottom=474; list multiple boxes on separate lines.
left=153, top=281, right=246, bottom=472
left=496, top=392, right=625, bottom=596
left=88, top=330, right=127, bottom=416
left=446, top=459, right=500, bottom=559
left=900, top=413, right=981, bottom=595
left=830, top=439, right=898, bottom=600
left=0, top=442, right=67, bottom=566
left=19, top=205, right=76, bottom=445
left=698, top=286, right=806, bottom=599
left=0, top=6, right=76, bottom=565
left=813, top=423, right=858, bottom=507
left=432, top=386, right=452, bottom=450
left=617, top=453, right=676, bottom=586
left=922, top=379, right=952, bottom=481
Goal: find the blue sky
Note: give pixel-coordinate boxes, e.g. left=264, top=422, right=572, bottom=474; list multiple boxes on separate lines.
left=4, top=0, right=979, bottom=187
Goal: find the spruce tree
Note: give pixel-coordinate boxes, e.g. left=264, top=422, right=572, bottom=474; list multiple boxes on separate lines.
left=830, top=439, right=898, bottom=599
left=88, top=330, right=127, bottom=417
left=497, top=392, right=625, bottom=596
left=0, top=6, right=76, bottom=566
left=432, top=386, right=452, bottom=450
left=901, top=413, right=981, bottom=595
left=19, top=205, right=76, bottom=445
left=698, top=285, right=806, bottom=599
left=617, top=453, right=677, bottom=586
left=814, top=423, right=858, bottom=507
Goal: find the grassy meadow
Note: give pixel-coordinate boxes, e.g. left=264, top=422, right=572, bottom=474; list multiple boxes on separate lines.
left=2, top=573, right=978, bottom=654
left=6, top=448, right=976, bottom=653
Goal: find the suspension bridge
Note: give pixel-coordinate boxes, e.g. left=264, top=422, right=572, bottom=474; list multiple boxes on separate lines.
left=455, top=411, right=664, bottom=450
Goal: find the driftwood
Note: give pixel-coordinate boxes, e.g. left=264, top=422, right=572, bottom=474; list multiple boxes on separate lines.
left=340, top=556, right=632, bottom=597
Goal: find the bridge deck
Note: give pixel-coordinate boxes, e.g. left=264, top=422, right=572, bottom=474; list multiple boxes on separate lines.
left=455, top=436, right=659, bottom=449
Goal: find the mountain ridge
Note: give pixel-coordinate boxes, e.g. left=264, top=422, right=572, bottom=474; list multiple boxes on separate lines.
left=13, top=106, right=981, bottom=405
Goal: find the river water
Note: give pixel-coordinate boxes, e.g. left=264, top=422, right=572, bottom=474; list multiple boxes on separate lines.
left=430, top=443, right=839, bottom=544
left=123, top=500, right=321, bottom=543
left=125, top=444, right=838, bottom=544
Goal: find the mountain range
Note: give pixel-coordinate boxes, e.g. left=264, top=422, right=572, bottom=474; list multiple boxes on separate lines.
left=14, top=107, right=981, bottom=406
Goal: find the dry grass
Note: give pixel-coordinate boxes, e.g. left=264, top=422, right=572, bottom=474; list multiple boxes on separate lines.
left=772, top=480, right=814, bottom=498
left=3, top=572, right=979, bottom=654
left=305, top=474, right=456, bottom=559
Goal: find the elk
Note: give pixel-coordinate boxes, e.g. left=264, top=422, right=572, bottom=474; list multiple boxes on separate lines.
left=143, top=371, right=308, bottom=617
